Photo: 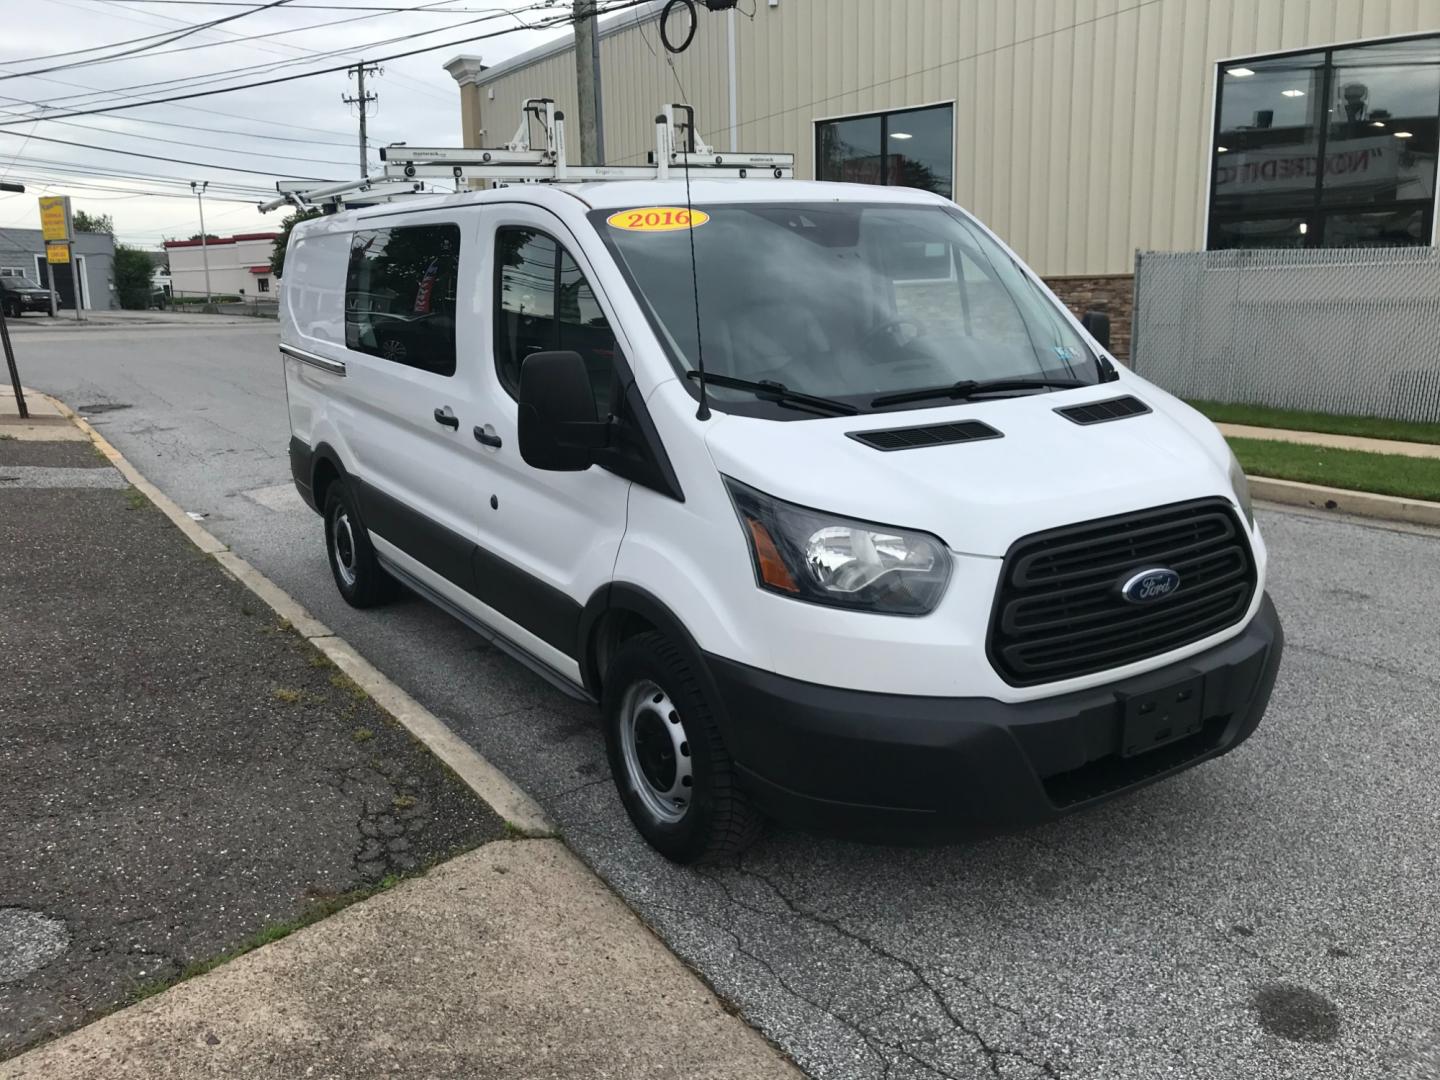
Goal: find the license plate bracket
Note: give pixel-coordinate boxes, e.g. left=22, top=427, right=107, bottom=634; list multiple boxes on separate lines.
left=1119, top=676, right=1204, bottom=758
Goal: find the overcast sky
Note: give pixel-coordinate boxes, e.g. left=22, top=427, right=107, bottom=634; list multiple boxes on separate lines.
left=0, top=0, right=580, bottom=246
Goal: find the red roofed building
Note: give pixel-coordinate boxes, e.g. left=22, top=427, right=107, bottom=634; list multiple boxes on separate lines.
left=163, top=232, right=281, bottom=299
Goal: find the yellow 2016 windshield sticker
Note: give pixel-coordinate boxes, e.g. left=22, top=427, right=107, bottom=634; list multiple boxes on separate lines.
left=607, top=207, right=710, bottom=232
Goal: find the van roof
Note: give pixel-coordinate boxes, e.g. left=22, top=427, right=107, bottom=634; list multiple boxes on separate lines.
left=309, top=178, right=950, bottom=228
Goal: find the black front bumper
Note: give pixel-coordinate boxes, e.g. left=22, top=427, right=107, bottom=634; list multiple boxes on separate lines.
left=711, top=595, right=1283, bottom=839
left=17, top=295, right=50, bottom=312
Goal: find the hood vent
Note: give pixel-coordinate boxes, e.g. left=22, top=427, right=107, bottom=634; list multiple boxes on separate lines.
left=1055, top=395, right=1151, bottom=426
left=847, top=419, right=1002, bottom=451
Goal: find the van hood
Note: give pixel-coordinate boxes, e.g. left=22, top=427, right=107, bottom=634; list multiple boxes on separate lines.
left=702, top=384, right=1238, bottom=557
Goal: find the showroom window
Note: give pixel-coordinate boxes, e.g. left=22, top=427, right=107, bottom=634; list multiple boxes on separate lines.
left=816, top=104, right=953, bottom=199
left=1209, top=35, right=1440, bottom=249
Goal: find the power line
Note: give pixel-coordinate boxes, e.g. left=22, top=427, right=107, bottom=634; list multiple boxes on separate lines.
left=0, top=101, right=357, bottom=149
left=0, top=1, right=653, bottom=128
left=0, top=129, right=341, bottom=180
left=21, top=117, right=366, bottom=168
left=3, top=0, right=524, bottom=89
left=0, top=0, right=394, bottom=137
left=11, top=2, right=550, bottom=110
left=0, top=0, right=299, bottom=81
left=0, top=175, right=262, bottom=202
left=0, top=154, right=275, bottom=193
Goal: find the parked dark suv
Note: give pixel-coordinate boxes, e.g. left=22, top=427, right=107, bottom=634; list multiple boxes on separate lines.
left=0, top=276, right=53, bottom=318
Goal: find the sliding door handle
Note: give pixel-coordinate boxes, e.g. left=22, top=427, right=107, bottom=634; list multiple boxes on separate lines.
left=473, top=425, right=503, bottom=448
left=433, top=407, right=459, bottom=429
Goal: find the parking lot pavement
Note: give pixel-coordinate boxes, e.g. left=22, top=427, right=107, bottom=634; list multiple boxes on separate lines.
left=18, top=324, right=1440, bottom=1078
left=0, top=438, right=505, bottom=1058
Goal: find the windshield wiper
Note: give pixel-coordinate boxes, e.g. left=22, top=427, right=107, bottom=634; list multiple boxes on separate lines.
left=870, top=377, right=1088, bottom=409
left=686, top=371, right=858, bottom=416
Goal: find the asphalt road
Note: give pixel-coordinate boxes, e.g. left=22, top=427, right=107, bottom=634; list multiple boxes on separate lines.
left=15, top=320, right=1440, bottom=1079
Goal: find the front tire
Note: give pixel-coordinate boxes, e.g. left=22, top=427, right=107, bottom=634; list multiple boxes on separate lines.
left=323, top=481, right=396, bottom=608
left=603, top=632, right=764, bottom=863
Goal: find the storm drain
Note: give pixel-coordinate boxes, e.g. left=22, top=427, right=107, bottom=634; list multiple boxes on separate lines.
left=0, top=909, right=69, bottom=984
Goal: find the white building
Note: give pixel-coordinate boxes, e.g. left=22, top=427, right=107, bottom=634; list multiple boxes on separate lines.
left=164, top=232, right=280, bottom=299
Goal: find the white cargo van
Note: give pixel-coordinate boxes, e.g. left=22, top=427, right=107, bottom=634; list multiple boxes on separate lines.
left=278, top=125, right=1282, bottom=862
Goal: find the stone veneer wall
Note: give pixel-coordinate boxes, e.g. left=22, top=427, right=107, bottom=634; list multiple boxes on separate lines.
left=1044, top=274, right=1135, bottom=362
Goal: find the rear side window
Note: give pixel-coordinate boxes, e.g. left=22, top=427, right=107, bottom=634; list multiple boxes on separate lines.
left=495, top=227, right=615, bottom=413
left=345, top=223, right=459, bottom=376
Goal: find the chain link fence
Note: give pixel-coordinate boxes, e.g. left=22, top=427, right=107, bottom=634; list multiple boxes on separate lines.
left=1131, top=246, right=1440, bottom=425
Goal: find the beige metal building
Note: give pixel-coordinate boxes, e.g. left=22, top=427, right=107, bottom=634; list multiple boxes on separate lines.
left=447, top=1, right=1440, bottom=355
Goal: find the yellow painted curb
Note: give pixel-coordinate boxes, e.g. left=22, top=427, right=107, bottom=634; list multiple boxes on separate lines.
left=36, top=388, right=556, bottom=838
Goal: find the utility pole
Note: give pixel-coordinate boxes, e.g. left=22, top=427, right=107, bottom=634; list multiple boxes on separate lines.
left=573, top=1, right=604, bottom=164
left=190, top=180, right=212, bottom=306
left=344, top=61, right=382, bottom=178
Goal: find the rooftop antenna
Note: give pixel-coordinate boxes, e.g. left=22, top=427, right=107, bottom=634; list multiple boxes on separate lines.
left=667, top=104, right=709, bottom=421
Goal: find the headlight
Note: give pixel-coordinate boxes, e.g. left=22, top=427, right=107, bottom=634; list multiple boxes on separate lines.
left=724, top=478, right=951, bottom=615
left=1227, top=447, right=1255, bottom=528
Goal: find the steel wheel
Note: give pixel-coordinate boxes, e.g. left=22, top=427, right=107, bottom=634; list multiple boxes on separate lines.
left=618, top=678, right=693, bottom=825
left=331, top=508, right=359, bottom=588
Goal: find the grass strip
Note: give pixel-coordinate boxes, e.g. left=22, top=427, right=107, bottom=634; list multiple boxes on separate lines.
left=1190, top=399, right=1440, bottom=447
left=1229, top=437, right=1440, bottom=503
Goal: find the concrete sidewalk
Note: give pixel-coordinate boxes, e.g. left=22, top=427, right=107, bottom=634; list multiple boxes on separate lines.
left=1216, top=421, right=1440, bottom=460
left=0, top=404, right=800, bottom=1079
left=3, top=841, right=798, bottom=1080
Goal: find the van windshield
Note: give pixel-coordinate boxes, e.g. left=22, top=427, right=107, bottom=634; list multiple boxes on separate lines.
left=595, top=202, right=1102, bottom=417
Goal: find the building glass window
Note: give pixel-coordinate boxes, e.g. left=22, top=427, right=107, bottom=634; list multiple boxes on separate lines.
left=816, top=104, right=954, bottom=199
left=345, top=223, right=459, bottom=375
left=257, top=277, right=270, bottom=293
left=1209, top=35, right=1440, bottom=248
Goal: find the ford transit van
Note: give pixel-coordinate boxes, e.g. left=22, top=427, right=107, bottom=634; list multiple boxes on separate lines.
left=280, top=177, right=1283, bottom=862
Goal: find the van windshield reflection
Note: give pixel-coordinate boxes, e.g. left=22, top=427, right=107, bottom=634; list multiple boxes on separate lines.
left=597, top=202, right=1100, bottom=416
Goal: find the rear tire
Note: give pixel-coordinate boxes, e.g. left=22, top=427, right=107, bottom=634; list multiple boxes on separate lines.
left=603, top=632, right=764, bottom=863
left=3, top=299, right=19, bottom=319
left=323, top=480, right=396, bottom=608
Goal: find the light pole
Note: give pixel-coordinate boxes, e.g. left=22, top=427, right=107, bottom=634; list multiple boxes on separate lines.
left=190, top=180, right=212, bottom=306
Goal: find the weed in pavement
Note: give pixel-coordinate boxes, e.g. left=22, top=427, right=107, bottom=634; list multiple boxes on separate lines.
left=353, top=727, right=374, bottom=742
left=272, top=687, right=303, bottom=705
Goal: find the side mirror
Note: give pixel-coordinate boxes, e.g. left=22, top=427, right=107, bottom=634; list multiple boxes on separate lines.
left=518, top=350, right=608, bottom=471
left=1081, top=309, right=1111, bottom=352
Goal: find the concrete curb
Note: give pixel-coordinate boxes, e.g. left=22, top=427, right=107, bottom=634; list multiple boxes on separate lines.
left=39, top=389, right=557, bottom=838
left=1219, top=422, right=1440, bottom=460
left=1250, top=475, right=1440, bottom=529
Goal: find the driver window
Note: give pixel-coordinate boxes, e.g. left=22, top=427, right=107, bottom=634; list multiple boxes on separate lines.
left=495, top=226, right=616, bottom=414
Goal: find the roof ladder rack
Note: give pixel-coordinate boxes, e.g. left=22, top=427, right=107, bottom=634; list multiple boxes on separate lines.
left=258, top=177, right=426, bottom=214
left=377, top=100, right=793, bottom=185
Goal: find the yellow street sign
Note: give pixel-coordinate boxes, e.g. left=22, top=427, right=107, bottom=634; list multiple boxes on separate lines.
left=46, top=242, right=71, bottom=265
left=39, top=196, right=72, bottom=243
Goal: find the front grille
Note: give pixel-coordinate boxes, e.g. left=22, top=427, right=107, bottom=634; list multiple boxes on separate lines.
left=988, top=499, right=1256, bottom=686
left=847, top=419, right=1002, bottom=451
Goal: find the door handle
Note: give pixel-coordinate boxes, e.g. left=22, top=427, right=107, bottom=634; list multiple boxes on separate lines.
left=433, top=407, right=459, bottom=429
left=473, top=425, right=503, bottom=449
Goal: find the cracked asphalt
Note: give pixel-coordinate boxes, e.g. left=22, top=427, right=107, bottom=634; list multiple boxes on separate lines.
left=0, top=438, right=504, bottom=1059
left=16, top=322, right=1440, bottom=1078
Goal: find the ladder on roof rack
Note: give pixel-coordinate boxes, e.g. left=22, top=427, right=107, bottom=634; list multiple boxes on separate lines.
left=259, top=177, right=426, bottom=214
left=380, top=100, right=793, bottom=183
left=259, top=101, right=793, bottom=211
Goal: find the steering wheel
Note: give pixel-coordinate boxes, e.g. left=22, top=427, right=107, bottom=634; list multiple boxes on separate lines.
left=860, top=317, right=923, bottom=351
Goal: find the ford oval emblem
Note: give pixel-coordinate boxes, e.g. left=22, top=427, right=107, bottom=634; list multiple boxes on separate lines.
left=1120, top=567, right=1181, bottom=604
